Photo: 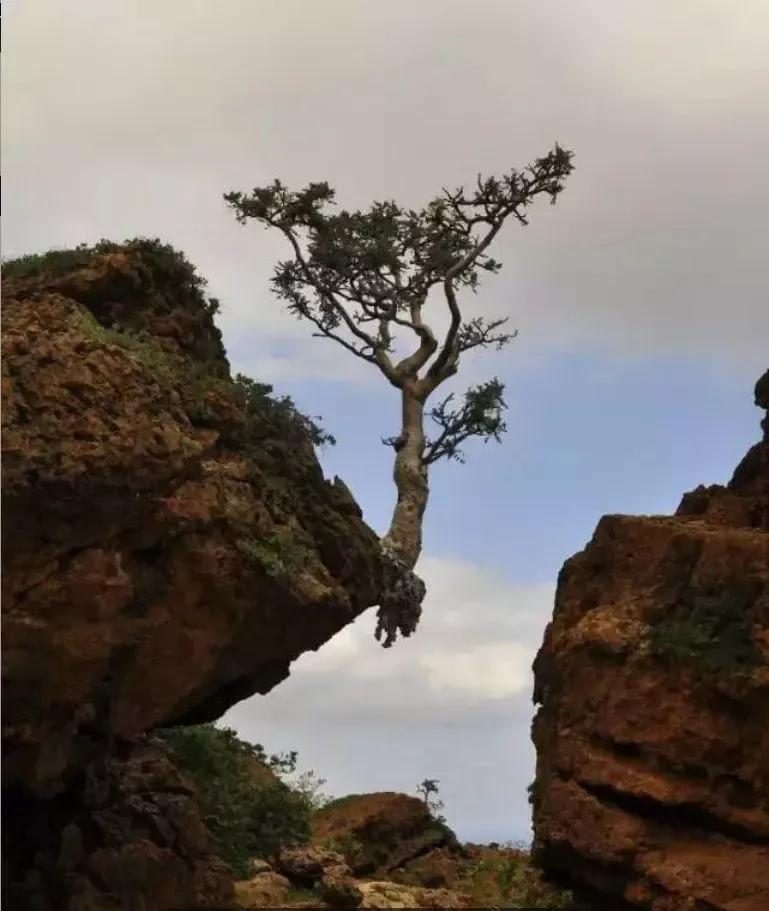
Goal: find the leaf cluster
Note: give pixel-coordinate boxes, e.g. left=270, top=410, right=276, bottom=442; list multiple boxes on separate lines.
left=225, top=146, right=573, bottom=402
left=422, top=378, right=507, bottom=464
left=232, top=372, right=335, bottom=448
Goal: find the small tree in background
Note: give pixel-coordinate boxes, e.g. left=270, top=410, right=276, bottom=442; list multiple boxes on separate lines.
left=417, top=778, right=445, bottom=822
left=225, top=145, right=573, bottom=645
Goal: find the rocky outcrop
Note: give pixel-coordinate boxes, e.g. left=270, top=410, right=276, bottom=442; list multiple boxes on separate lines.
left=1, top=241, right=383, bottom=908
left=531, top=370, right=769, bottom=910
left=3, top=740, right=234, bottom=910
left=310, top=793, right=459, bottom=878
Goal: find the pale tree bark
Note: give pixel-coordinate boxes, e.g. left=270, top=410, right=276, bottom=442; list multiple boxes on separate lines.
left=382, top=384, right=429, bottom=569
left=225, top=145, right=573, bottom=645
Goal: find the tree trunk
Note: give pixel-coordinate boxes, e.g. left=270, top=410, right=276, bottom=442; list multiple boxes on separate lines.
left=383, top=385, right=428, bottom=569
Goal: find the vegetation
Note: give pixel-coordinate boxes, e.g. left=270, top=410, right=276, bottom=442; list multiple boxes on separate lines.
left=417, top=778, right=446, bottom=823
left=226, top=145, right=573, bottom=646
left=232, top=373, right=335, bottom=448
left=460, top=844, right=583, bottom=910
left=155, top=724, right=318, bottom=878
left=318, top=831, right=364, bottom=867
left=2, top=237, right=220, bottom=316
left=651, top=587, right=759, bottom=673
left=236, top=529, right=312, bottom=579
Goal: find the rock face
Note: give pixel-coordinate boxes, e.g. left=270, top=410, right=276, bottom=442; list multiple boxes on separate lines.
left=1, top=242, right=383, bottom=908
left=532, top=370, right=769, bottom=910
left=310, top=793, right=459, bottom=878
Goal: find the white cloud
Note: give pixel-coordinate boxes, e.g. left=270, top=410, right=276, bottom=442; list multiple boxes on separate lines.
left=275, top=556, right=554, bottom=710
left=223, top=555, right=555, bottom=841
left=4, top=0, right=768, bottom=384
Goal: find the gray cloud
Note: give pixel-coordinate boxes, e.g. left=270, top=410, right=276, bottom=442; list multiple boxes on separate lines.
left=4, top=0, right=768, bottom=379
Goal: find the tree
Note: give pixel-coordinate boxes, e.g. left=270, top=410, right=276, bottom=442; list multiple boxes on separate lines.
left=417, top=778, right=445, bottom=822
left=225, top=145, right=573, bottom=645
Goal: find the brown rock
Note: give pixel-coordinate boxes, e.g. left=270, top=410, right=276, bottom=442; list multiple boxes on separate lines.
left=234, top=871, right=291, bottom=908
left=1, top=242, right=383, bottom=909
left=532, top=370, right=769, bottom=911
left=317, top=865, right=363, bottom=908
left=311, top=793, right=458, bottom=877
left=356, top=880, right=473, bottom=909
left=249, top=858, right=273, bottom=877
left=3, top=740, right=234, bottom=910
left=278, top=846, right=347, bottom=884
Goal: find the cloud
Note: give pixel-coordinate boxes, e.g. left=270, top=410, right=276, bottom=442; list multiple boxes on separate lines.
left=269, top=556, right=553, bottom=714
left=222, top=557, right=554, bottom=841
left=4, top=0, right=768, bottom=383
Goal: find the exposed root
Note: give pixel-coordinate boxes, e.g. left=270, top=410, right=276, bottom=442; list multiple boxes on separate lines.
left=374, top=540, right=427, bottom=648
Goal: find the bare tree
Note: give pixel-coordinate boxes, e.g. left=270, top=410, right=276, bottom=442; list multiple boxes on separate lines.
left=225, top=144, right=573, bottom=645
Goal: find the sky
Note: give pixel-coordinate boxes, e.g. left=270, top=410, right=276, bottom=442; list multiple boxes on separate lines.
left=3, top=0, right=768, bottom=842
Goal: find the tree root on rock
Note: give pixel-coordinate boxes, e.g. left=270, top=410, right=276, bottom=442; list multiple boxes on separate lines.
left=374, top=541, right=426, bottom=648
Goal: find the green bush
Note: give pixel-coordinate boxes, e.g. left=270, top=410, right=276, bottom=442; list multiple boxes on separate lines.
left=2, top=238, right=217, bottom=316
left=236, top=530, right=311, bottom=579
left=154, top=724, right=312, bottom=878
left=651, top=588, right=758, bottom=673
left=233, top=373, right=335, bottom=449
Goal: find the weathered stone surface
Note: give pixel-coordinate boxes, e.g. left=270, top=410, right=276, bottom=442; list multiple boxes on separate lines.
left=234, top=870, right=291, bottom=908
left=531, top=370, right=769, bottom=911
left=356, top=880, right=473, bottom=909
left=311, top=793, right=458, bottom=877
left=2, top=244, right=381, bottom=792
left=317, top=865, right=363, bottom=909
left=1, top=242, right=383, bottom=909
left=3, top=740, right=234, bottom=910
left=278, top=846, right=347, bottom=884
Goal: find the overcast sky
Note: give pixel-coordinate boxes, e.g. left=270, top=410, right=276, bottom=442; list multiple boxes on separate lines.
left=4, top=0, right=768, bottom=842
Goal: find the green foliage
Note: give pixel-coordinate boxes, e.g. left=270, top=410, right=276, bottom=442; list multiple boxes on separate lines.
left=155, top=724, right=313, bottom=878
left=75, top=308, right=182, bottom=381
left=233, top=373, right=335, bottom=448
left=290, top=769, right=331, bottom=811
left=319, top=831, right=364, bottom=866
left=462, top=846, right=582, bottom=909
left=651, top=588, right=758, bottom=673
left=318, top=793, right=366, bottom=813
left=284, top=886, right=317, bottom=903
left=2, top=237, right=220, bottom=316
left=420, top=379, right=507, bottom=464
left=416, top=778, right=446, bottom=823
left=236, top=529, right=311, bottom=579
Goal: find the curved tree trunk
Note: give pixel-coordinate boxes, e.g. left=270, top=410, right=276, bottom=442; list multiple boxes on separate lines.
left=382, top=385, right=428, bottom=569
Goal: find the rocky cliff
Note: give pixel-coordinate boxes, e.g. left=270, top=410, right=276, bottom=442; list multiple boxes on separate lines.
left=531, top=370, right=769, bottom=910
left=1, top=241, right=383, bottom=909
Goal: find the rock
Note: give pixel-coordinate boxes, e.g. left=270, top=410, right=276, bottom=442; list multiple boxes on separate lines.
left=311, top=793, right=458, bottom=877
left=3, top=741, right=234, bottom=910
left=356, top=881, right=472, bottom=909
left=1, top=242, right=383, bottom=908
left=317, top=865, right=363, bottom=908
left=277, top=845, right=348, bottom=884
left=249, top=858, right=273, bottom=876
left=234, top=871, right=291, bottom=907
left=531, top=370, right=769, bottom=911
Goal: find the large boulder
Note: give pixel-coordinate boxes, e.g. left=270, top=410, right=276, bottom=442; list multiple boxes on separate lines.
left=531, top=370, right=769, bottom=911
left=1, top=241, right=383, bottom=908
left=234, top=871, right=291, bottom=908
left=311, top=793, right=458, bottom=877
